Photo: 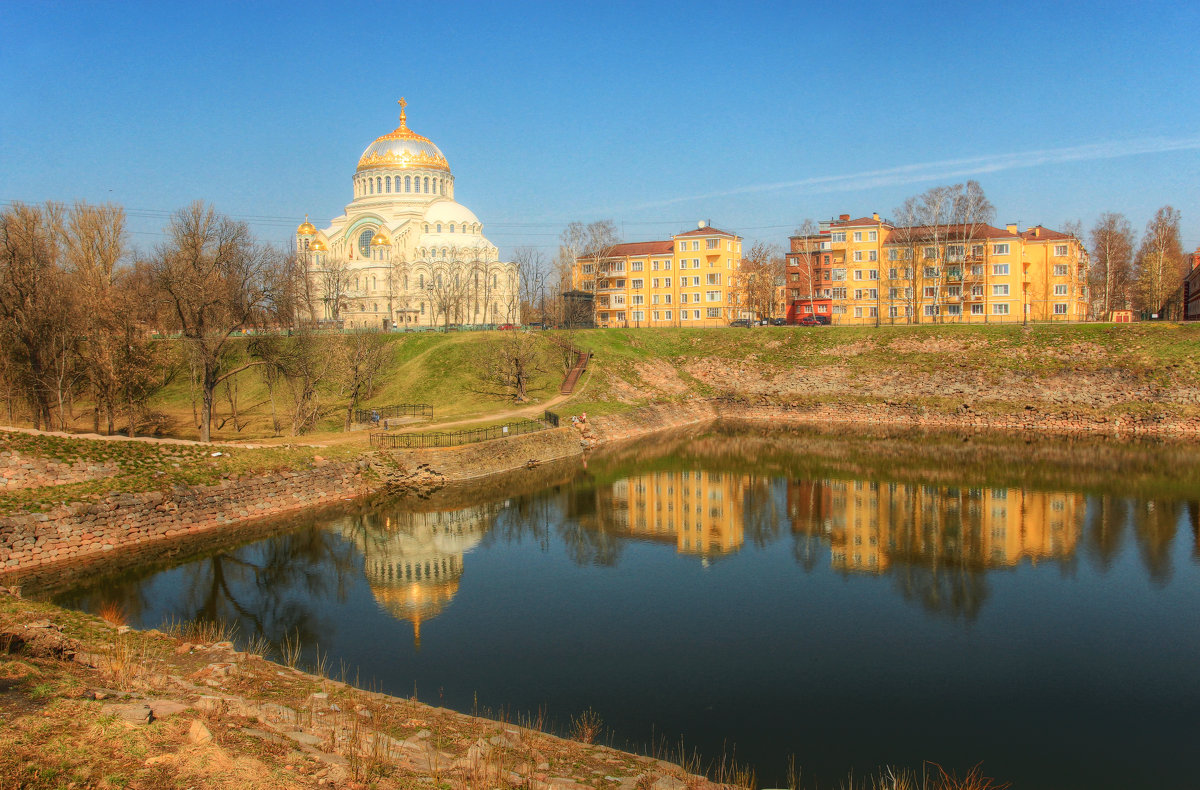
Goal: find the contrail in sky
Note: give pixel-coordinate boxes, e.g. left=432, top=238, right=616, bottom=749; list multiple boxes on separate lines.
left=615, top=135, right=1200, bottom=213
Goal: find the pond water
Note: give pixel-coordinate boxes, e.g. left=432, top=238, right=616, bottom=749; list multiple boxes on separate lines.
left=48, top=427, right=1200, bottom=789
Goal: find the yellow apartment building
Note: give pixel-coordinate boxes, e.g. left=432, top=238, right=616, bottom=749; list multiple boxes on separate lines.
left=572, top=222, right=745, bottom=327
left=795, top=478, right=1083, bottom=573
left=595, top=470, right=748, bottom=560
left=787, top=214, right=1090, bottom=324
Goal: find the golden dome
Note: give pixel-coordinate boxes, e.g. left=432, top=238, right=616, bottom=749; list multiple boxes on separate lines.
left=357, top=98, right=450, bottom=173
left=310, top=238, right=327, bottom=252
left=297, top=215, right=316, bottom=235
left=370, top=230, right=392, bottom=246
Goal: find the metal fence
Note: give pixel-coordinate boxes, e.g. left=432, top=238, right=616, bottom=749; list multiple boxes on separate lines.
left=543, top=410, right=561, bottom=427
left=353, top=404, right=433, bottom=424
left=369, top=418, right=551, bottom=449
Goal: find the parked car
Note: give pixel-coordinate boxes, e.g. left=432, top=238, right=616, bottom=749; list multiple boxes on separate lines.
left=769, top=317, right=787, bottom=326
left=728, top=318, right=752, bottom=328
left=497, top=323, right=516, bottom=330
left=798, top=315, right=821, bottom=326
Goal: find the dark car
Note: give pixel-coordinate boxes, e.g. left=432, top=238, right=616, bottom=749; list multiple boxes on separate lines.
left=769, top=317, right=787, bottom=326
left=728, top=318, right=752, bottom=328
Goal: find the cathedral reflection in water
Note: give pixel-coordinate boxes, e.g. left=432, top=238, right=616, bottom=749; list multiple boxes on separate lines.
left=337, top=503, right=502, bottom=646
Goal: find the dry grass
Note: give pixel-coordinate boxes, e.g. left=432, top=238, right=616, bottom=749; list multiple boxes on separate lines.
left=97, top=601, right=127, bottom=626
left=159, top=615, right=238, bottom=645
left=569, top=706, right=604, bottom=744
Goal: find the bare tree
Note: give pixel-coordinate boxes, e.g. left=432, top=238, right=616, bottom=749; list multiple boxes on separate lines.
left=0, top=201, right=75, bottom=428
left=337, top=331, right=388, bottom=429
left=513, top=245, right=551, bottom=324
left=1088, top=213, right=1135, bottom=318
left=475, top=330, right=545, bottom=402
left=318, top=256, right=351, bottom=324
left=151, top=201, right=276, bottom=442
left=428, top=263, right=471, bottom=329
left=561, top=220, right=620, bottom=325
left=1134, top=206, right=1184, bottom=315
left=890, top=181, right=995, bottom=323
left=252, top=331, right=335, bottom=435
left=738, top=241, right=785, bottom=321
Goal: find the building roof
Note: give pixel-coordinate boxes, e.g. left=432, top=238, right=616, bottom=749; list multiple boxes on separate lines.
left=1019, top=226, right=1075, bottom=242
left=884, top=224, right=1016, bottom=242
left=831, top=216, right=889, bottom=228
left=674, top=225, right=739, bottom=238
left=578, top=240, right=674, bottom=260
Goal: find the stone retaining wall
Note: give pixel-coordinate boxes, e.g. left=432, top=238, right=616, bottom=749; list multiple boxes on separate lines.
left=0, top=462, right=366, bottom=573
left=1, top=449, right=121, bottom=490
left=584, top=402, right=718, bottom=445
left=713, top=400, right=1200, bottom=438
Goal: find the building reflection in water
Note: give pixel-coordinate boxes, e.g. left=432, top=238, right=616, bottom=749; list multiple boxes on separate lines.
left=337, top=503, right=501, bottom=646
left=594, top=470, right=750, bottom=562
left=788, top=479, right=1083, bottom=573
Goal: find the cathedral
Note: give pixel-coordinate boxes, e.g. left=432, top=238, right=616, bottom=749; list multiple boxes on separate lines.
left=296, top=100, right=518, bottom=329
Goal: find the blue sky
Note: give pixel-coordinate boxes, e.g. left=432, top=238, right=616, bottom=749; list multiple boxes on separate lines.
left=2, top=0, right=1197, bottom=258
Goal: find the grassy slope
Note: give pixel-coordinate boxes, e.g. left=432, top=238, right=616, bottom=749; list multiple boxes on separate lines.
left=564, top=322, right=1200, bottom=418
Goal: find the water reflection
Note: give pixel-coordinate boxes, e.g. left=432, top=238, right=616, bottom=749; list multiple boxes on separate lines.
left=336, top=503, right=500, bottom=646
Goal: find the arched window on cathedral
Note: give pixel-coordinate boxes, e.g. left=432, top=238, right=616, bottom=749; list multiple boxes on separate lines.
left=369, top=180, right=375, bottom=195
left=358, top=228, right=373, bottom=258
left=385, top=176, right=391, bottom=193
left=441, top=247, right=448, bottom=258
left=436, top=273, right=442, bottom=287
left=354, top=277, right=360, bottom=290
left=449, top=223, right=455, bottom=233
left=419, top=273, right=424, bottom=288
left=405, top=175, right=411, bottom=193
left=372, top=276, right=377, bottom=290
left=424, top=224, right=429, bottom=233
left=424, top=177, right=429, bottom=193
left=436, top=223, right=442, bottom=233
left=404, top=275, right=408, bottom=289
left=376, top=177, right=382, bottom=193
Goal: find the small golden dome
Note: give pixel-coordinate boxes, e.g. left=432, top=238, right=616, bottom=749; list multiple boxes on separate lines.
left=297, top=215, right=317, bottom=236
left=371, top=230, right=392, bottom=247
left=310, top=238, right=327, bottom=252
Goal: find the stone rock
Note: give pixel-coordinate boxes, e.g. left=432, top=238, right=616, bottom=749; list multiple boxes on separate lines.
left=188, top=719, right=213, bottom=745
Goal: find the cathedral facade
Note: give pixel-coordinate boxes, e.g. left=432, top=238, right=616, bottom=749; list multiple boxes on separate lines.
left=297, top=100, right=518, bottom=330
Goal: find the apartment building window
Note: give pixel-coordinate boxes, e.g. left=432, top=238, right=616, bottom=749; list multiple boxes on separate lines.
left=1054, top=303, right=1068, bottom=314
left=652, top=261, right=660, bottom=271
left=853, top=251, right=863, bottom=262
left=833, top=305, right=846, bottom=314
left=651, top=278, right=659, bottom=289
left=613, top=295, right=625, bottom=305
left=632, top=279, right=644, bottom=289
left=1054, top=284, right=1068, bottom=296
left=947, top=245, right=964, bottom=260
left=663, top=260, right=672, bottom=270
left=832, top=287, right=847, bottom=299
left=948, top=285, right=961, bottom=297
left=868, top=230, right=878, bottom=241
left=924, top=305, right=937, bottom=316
left=993, top=304, right=1010, bottom=315
left=664, top=294, right=671, bottom=303
left=888, top=249, right=898, bottom=261
left=888, top=306, right=900, bottom=317
left=924, top=266, right=939, bottom=278
left=678, top=259, right=688, bottom=270
left=889, top=268, right=899, bottom=279
left=854, top=307, right=863, bottom=318
left=680, top=293, right=688, bottom=304
left=832, top=268, right=846, bottom=281
left=633, top=310, right=644, bottom=321
left=1054, top=264, right=1068, bottom=276
left=651, top=295, right=659, bottom=304
left=824, top=271, right=831, bottom=280
left=615, top=312, right=626, bottom=321
left=854, top=270, right=863, bottom=280
left=691, top=241, right=700, bottom=250
left=868, top=288, right=878, bottom=299
left=868, top=250, right=877, bottom=261
left=971, top=304, right=984, bottom=315
left=972, top=285, right=983, bottom=296
left=691, top=276, right=700, bottom=286
left=993, top=264, right=1009, bottom=276
left=1054, top=244, right=1068, bottom=256
left=924, top=247, right=937, bottom=259
left=632, top=260, right=644, bottom=271
left=832, top=232, right=846, bottom=242
left=706, top=238, right=718, bottom=249
left=946, top=304, right=962, bottom=316
left=706, top=290, right=720, bottom=301
left=854, top=289, right=863, bottom=300
left=632, top=295, right=644, bottom=305
left=993, top=243, right=1010, bottom=255
left=652, top=311, right=660, bottom=321
left=707, top=308, right=721, bottom=318
left=707, top=273, right=721, bottom=285
left=868, top=269, right=878, bottom=280
left=615, top=279, right=625, bottom=288
left=972, top=244, right=985, bottom=257
left=853, top=231, right=863, bottom=242
left=947, top=266, right=961, bottom=279
left=679, top=242, right=686, bottom=251
left=889, top=287, right=901, bottom=299
left=665, top=310, right=672, bottom=318
left=869, top=306, right=878, bottom=317
left=924, top=286, right=937, bottom=298
left=582, top=264, right=594, bottom=274
left=993, top=284, right=1010, bottom=296
left=970, top=264, right=984, bottom=277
